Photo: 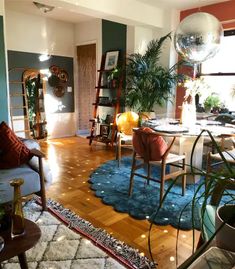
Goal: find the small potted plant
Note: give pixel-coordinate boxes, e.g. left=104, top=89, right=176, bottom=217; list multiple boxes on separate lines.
left=203, top=93, right=221, bottom=113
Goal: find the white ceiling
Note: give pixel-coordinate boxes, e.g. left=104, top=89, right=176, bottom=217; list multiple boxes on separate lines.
left=5, top=0, right=94, bottom=24
left=138, top=0, right=229, bottom=10
left=5, top=0, right=229, bottom=24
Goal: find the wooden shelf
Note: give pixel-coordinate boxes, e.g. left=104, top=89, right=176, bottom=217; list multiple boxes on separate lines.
left=95, top=86, right=117, bottom=90
left=86, top=135, right=111, bottom=144
left=97, top=69, right=115, bottom=73
left=92, top=103, right=115, bottom=107
left=88, top=53, right=123, bottom=147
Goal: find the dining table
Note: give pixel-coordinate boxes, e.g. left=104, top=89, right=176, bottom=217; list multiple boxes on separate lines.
left=144, top=118, right=235, bottom=183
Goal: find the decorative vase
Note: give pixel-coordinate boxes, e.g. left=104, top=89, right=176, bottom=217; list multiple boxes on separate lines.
left=10, top=178, right=25, bottom=238
left=215, top=204, right=235, bottom=252
left=181, top=100, right=196, bottom=128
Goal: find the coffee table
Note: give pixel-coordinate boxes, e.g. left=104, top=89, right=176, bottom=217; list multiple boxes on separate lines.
left=0, top=219, right=41, bottom=269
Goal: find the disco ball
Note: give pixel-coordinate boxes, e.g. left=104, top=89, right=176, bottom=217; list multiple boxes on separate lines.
left=174, top=12, right=223, bottom=63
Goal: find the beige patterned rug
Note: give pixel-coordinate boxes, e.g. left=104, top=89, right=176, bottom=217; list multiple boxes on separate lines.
left=2, top=198, right=155, bottom=269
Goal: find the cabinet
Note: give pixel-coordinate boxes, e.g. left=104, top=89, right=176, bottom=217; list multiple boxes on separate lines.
left=87, top=53, right=123, bottom=146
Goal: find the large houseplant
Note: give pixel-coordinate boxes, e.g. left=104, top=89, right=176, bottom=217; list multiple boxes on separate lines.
left=147, top=130, right=235, bottom=268
left=125, top=33, right=182, bottom=114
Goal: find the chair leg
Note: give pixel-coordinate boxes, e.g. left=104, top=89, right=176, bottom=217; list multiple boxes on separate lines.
left=160, top=162, right=166, bottom=205
left=182, top=158, right=186, bottom=196
left=38, top=157, right=47, bottom=211
left=129, top=152, right=136, bottom=196
left=147, top=163, right=151, bottom=185
left=116, top=134, right=121, bottom=167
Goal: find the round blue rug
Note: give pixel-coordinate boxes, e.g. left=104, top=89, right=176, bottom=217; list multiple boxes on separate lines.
left=89, top=157, right=205, bottom=230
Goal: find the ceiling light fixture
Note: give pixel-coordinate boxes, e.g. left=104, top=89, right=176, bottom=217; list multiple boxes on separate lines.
left=33, top=2, right=55, bottom=13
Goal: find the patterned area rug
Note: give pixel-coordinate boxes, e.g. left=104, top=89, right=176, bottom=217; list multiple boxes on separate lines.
left=89, top=157, right=203, bottom=230
left=2, top=198, right=155, bottom=269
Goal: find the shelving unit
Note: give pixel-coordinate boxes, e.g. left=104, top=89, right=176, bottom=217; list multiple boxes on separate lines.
left=87, top=54, right=123, bottom=146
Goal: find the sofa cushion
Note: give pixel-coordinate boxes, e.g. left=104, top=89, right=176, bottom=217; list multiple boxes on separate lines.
left=0, top=122, right=33, bottom=169
left=0, top=164, right=41, bottom=203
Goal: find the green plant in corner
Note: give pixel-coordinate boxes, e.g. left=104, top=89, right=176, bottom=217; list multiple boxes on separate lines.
left=125, top=32, right=184, bottom=113
left=147, top=130, right=235, bottom=268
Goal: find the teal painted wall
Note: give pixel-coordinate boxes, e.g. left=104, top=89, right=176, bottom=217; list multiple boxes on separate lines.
left=102, top=19, right=126, bottom=62
left=8, top=51, right=74, bottom=114
left=102, top=20, right=126, bottom=112
left=0, top=16, right=9, bottom=123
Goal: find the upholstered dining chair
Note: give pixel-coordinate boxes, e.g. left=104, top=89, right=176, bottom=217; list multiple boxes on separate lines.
left=115, top=111, right=139, bottom=166
left=129, top=127, right=186, bottom=205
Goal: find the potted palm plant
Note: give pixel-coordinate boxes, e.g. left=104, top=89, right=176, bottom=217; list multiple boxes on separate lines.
left=125, top=33, right=183, bottom=118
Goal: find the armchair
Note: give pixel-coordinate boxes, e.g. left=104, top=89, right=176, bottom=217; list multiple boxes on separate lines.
left=0, top=122, right=51, bottom=210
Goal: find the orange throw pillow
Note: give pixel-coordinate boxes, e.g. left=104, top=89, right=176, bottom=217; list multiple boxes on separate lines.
left=133, top=127, right=167, bottom=161
left=0, top=122, right=33, bottom=169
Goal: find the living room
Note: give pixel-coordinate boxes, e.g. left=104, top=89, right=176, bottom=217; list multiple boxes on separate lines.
left=0, top=0, right=235, bottom=269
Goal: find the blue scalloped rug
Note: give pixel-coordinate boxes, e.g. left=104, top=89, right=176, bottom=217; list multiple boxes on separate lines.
left=89, top=157, right=204, bottom=230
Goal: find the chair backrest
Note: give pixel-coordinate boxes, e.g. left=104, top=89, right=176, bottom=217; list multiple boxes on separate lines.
left=132, top=127, right=169, bottom=162
left=116, top=111, right=139, bottom=135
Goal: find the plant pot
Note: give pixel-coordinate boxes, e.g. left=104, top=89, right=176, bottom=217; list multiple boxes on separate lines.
left=215, top=204, right=235, bottom=252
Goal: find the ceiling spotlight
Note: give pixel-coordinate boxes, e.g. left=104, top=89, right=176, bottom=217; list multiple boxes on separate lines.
left=33, top=2, right=55, bottom=13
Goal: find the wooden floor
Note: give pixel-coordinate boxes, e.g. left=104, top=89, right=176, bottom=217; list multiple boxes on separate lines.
left=40, top=136, right=200, bottom=269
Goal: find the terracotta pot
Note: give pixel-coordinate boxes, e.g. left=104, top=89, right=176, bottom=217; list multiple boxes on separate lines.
left=215, top=204, right=235, bottom=252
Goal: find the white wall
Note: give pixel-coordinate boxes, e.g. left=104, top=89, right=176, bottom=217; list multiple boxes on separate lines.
left=5, top=10, right=76, bottom=138
left=126, top=8, right=180, bottom=118
left=152, top=9, right=180, bottom=118
left=74, top=19, right=102, bottom=70
left=6, top=10, right=74, bottom=57
left=74, top=19, right=102, bottom=134
left=0, top=0, right=4, bottom=15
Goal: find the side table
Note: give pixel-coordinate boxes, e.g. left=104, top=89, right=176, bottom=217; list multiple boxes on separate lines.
left=0, top=219, right=41, bottom=269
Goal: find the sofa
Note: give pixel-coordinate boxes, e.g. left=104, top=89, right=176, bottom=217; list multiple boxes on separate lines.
left=0, top=122, right=51, bottom=210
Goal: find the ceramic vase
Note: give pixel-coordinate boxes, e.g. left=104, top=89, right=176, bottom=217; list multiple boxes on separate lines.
left=10, top=178, right=25, bottom=238
left=215, top=204, right=235, bottom=252
left=181, top=101, right=196, bottom=128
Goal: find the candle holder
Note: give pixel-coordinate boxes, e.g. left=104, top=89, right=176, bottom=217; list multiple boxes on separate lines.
left=10, top=178, right=25, bottom=238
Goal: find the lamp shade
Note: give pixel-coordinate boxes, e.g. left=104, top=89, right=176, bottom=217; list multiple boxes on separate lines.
left=174, top=12, right=223, bottom=63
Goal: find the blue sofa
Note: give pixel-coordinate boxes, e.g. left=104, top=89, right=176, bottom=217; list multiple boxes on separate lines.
left=0, top=139, right=51, bottom=210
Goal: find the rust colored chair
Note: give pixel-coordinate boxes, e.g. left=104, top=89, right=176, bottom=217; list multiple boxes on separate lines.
left=129, top=127, right=186, bottom=205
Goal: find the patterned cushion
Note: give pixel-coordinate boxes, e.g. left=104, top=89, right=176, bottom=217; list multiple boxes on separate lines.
left=0, top=122, right=32, bottom=169
left=133, top=127, right=167, bottom=161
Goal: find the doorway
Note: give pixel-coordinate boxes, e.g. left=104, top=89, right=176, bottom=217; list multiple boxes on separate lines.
left=77, top=44, right=96, bottom=135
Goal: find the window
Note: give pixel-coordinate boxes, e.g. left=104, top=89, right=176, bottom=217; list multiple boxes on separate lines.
left=201, top=31, right=235, bottom=111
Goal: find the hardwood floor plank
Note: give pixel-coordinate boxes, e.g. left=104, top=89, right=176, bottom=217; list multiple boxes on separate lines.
left=40, top=136, right=199, bottom=269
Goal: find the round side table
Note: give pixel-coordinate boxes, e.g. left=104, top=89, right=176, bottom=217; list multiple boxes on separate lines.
left=0, top=219, right=41, bottom=269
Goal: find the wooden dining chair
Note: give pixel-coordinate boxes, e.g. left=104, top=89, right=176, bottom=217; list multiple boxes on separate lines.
left=129, top=127, right=186, bottom=205
left=206, top=133, right=235, bottom=180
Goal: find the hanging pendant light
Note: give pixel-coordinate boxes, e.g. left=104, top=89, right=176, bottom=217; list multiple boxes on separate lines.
left=174, top=12, right=223, bottom=63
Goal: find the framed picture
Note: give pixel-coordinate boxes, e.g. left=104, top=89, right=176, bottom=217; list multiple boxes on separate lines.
left=104, top=51, right=119, bottom=70
left=100, top=124, right=110, bottom=138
